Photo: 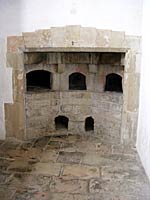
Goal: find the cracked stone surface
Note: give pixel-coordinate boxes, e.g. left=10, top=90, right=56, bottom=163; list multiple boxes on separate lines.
left=0, top=134, right=150, bottom=200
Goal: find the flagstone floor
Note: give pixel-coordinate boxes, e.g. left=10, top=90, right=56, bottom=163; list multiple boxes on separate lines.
left=0, top=134, right=150, bottom=200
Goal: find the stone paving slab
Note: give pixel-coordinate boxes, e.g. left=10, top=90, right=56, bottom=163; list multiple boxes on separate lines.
left=40, top=150, right=59, bottom=163
left=62, top=164, right=100, bottom=178
left=0, top=134, right=149, bottom=200
left=33, top=163, right=62, bottom=176
left=49, top=193, right=74, bottom=200
left=82, top=152, right=116, bottom=166
left=101, top=165, right=145, bottom=181
left=57, top=151, right=84, bottom=164
left=49, top=177, right=88, bottom=194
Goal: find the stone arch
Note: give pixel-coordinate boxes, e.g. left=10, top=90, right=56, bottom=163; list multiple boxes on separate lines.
left=85, top=116, right=94, bottom=131
left=105, top=73, right=123, bottom=92
left=55, top=115, right=69, bottom=130
left=26, top=70, right=52, bottom=91
left=69, top=72, right=87, bottom=90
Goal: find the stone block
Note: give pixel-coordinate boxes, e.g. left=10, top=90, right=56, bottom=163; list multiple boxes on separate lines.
left=121, top=111, right=138, bottom=144
left=23, top=31, right=41, bottom=48
left=7, top=52, right=24, bottom=69
left=80, top=27, right=96, bottom=47
left=23, top=29, right=52, bottom=48
left=65, top=25, right=81, bottom=47
left=125, top=73, right=140, bottom=112
left=33, top=163, right=62, bottom=176
left=7, top=36, right=24, bottom=53
left=61, top=105, right=73, bottom=113
left=57, top=64, right=65, bottom=73
left=101, top=53, right=121, bottom=65
left=5, top=102, right=25, bottom=139
left=125, top=36, right=141, bottom=53
left=62, top=164, right=100, bottom=178
left=57, top=151, right=84, bottom=164
left=124, top=50, right=136, bottom=73
left=24, top=52, right=47, bottom=65
left=52, top=73, right=60, bottom=90
left=49, top=177, right=87, bottom=193
left=50, top=193, right=74, bottom=200
left=111, top=31, right=125, bottom=48
left=82, top=152, right=115, bottom=166
left=36, top=29, right=52, bottom=47
left=135, top=53, right=142, bottom=73
left=51, top=27, right=66, bottom=47
left=96, top=29, right=111, bottom=48
left=47, top=52, right=61, bottom=64
left=89, top=64, right=98, bottom=73
left=13, top=69, right=24, bottom=101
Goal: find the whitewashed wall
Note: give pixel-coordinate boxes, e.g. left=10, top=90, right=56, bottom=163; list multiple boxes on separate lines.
left=137, top=0, right=150, bottom=181
left=0, top=37, right=13, bottom=139
left=0, top=0, right=143, bottom=139
left=0, top=0, right=143, bottom=37
left=0, top=37, right=6, bottom=139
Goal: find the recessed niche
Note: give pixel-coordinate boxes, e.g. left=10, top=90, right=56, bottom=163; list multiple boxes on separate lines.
left=85, top=117, right=94, bottom=131
left=55, top=116, right=69, bottom=130
left=26, top=70, right=51, bottom=91
left=69, top=72, right=87, bottom=90
left=105, top=73, right=123, bottom=92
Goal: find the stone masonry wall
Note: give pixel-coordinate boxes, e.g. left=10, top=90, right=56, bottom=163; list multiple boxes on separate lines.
left=24, top=52, right=123, bottom=141
left=26, top=92, right=123, bottom=142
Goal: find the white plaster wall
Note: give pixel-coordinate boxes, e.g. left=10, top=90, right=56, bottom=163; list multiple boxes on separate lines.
left=0, top=37, right=13, bottom=139
left=0, top=0, right=143, bottom=37
left=137, top=0, right=150, bottom=180
left=21, top=0, right=143, bottom=36
left=0, top=37, right=6, bottom=139
left=0, top=0, right=143, bottom=139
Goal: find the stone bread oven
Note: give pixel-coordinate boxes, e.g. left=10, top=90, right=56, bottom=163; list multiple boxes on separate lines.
left=5, top=26, right=141, bottom=144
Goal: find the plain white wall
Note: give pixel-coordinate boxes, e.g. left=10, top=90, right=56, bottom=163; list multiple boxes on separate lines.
left=137, top=0, right=150, bottom=180
left=0, top=0, right=143, bottom=37
left=21, top=0, right=143, bottom=36
left=0, top=37, right=6, bottom=139
left=0, top=0, right=143, bottom=140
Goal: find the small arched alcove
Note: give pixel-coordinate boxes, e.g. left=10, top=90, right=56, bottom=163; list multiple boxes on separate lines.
left=26, top=70, right=51, bottom=91
left=55, top=116, right=69, bottom=130
left=85, top=117, right=94, bottom=131
left=69, top=72, right=87, bottom=90
left=105, top=73, right=123, bottom=92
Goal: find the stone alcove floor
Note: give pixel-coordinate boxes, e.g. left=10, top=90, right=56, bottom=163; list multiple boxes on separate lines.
left=0, top=134, right=150, bottom=200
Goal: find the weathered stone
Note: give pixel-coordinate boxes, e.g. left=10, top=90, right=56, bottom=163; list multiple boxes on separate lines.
left=89, top=64, right=97, bottom=73
left=82, top=152, right=115, bottom=166
left=50, top=193, right=74, bottom=200
left=65, top=25, right=81, bottom=47
left=7, top=53, right=24, bottom=69
left=7, top=160, right=32, bottom=172
left=7, top=36, right=24, bottom=53
left=57, top=151, right=84, bottom=164
left=6, top=26, right=141, bottom=146
left=62, top=164, right=100, bottom=178
left=24, top=52, right=47, bottom=65
left=57, top=64, right=65, bottom=73
left=111, top=31, right=125, bottom=48
left=49, top=177, right=87, bottom=193
left=80, top=27, right=97, bottom=47
left=33, top=163, right=62, bottom=176
left=51, top=27, right=66, bottom=47
left=0, top=135, right=150, bottom=199
left=96, top=29, right=111, bottom=48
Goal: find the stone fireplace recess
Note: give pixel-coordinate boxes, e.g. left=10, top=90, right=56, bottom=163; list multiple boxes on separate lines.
left=5, top=26, right=141, bottom=144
